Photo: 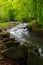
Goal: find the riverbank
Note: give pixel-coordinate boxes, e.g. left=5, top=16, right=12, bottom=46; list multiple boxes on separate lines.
left=0, top=21, right=18, bottom=30
left=0, top=22, right=43, bottom=65
left=0, top=31, right=43, bottom=65
left=27, top=20, right=43, bottom=36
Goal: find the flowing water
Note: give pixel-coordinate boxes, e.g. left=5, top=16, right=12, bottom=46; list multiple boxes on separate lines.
left=7, top=23, right=43, bottom=56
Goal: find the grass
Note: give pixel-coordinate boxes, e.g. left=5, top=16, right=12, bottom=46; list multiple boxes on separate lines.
left=0, top=21, right=17, bottom=29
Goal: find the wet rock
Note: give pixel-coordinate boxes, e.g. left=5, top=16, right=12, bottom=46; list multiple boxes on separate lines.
left=3, top=57, right=20, bottom=65
left=27, top=50, right=43, bottom=65
left=26, top=26, right=33, bottom=32
left=2, top=32, right=10, bottom=38
left=4, top=41, right=15, bottom=48
left=0, top=40, right=3, bottom=44
left=2, top=45, right=27, bottom=59
left=23, top=43, right=40, bottom=56
left=2, top=45, right=28, bottom=65
left=0, top=32, right=10, bottom=38
left=3, top=38, right=10, bottom=43
left=23, top=43, right=43, bottom=65
left=1, top=43, right=41, bottom=65
left=3, top=38, right=13, bottom=43
left=0, top=61, right=5, bottom=65
left=3, top=38, right=20, bottom=48
left=0, top=45, right=6, bottom=53
left=27, top=22, right=43, bottom=36
left=0, top=55, right=3, bottom=61
left=0, top=28, right=2, bottom=32
left=13, top=40, right=20, bottom=46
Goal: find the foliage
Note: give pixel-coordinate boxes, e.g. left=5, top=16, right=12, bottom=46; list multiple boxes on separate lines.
left=0, top=0, right=34, bottom=22
left=0, top=0, right=43, bottom=24
left=33, top=0, right=43, bottom=25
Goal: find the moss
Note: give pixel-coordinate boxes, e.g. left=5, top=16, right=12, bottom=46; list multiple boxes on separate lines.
left=0, top=22, right=18, bottom=29
left=27, top=20, right=43, bottom=32
left=27, top=50, right=43, bottom=65
left=23, top=43, right=40, bottom=56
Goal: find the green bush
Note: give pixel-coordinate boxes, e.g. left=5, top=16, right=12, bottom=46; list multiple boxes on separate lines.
left=0, top=0, right=43, bottom=24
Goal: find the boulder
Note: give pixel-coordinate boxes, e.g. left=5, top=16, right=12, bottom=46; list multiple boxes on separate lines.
left=23, top=43, right=43, bottom=65
left=2, top=46, right=27, bottom=59
left=23, top=43, right=40, bottom=56
left=2, top=45, right=28, bottom=65
left=3, top=38, right=20, bottom=48
left=27, top=50, right=43, bottom=65
left=2, top=43, right=42, bottom=65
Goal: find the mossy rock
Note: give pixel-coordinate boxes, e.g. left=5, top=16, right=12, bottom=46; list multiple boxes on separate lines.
left=2, top=43, right=43, bottom=65
left=27, top=50, right=43, bottom=65
left=0, top=32, right=10, bottom=38
left=2, top=45, right=28, bottom=59
left=2, top=45, right=28, bottom=65
left=0, top=28, right=2, bottom=32
left=3, top=38, right=20, bottom=48
left=2, top=43, right=40, bottom=59
left=27, top=21, right=43, bottom=36
left=4, top=41, right=15, bottom=48
left=24, top=43, right=43, bottom=65
left=2, top=32, right=10, bottom=38
left=23, top=43, right=40, bottom=56
left=3, top=38, right=15, bottom=43
left=3, top=38, right=11, bottom=43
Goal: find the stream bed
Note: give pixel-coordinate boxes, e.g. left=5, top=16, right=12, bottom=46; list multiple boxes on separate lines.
left=7, top=23, right=43, bottom=56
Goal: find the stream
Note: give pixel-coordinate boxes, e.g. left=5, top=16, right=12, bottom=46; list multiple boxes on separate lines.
left=7, top=23, right=43, bottom=56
